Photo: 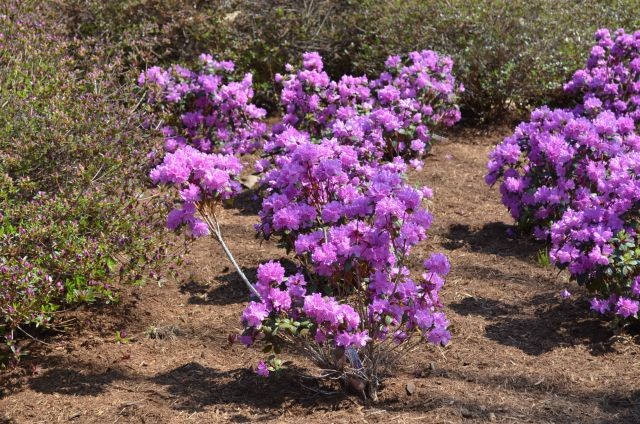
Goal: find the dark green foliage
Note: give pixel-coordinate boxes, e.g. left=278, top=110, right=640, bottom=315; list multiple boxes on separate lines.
left=63, top=0, right=369, bottom=109
left=63, top=0, right=640, bottom=121
left=354, top=0, right=640, bottom=121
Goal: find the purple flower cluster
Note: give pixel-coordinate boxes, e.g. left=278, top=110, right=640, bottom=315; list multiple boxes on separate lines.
left=150, top=145, right=243, bottom=236
left=258, top=139, right=433, bottom=274
left=487, top=29, right=640, bottom=321
left=241, top=250, right=450, bottom=350
left=242, top=261, right=370, bottom=349
left=243, top=134, right=450, bottom=354
left=139, top=54, right=267, bottom=156
left=565, top=29, right=640, bottom=123
left=273, top=51, right=462, bottom=168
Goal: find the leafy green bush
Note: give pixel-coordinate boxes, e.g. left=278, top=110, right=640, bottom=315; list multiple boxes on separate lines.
left=63, top=0, right=640, bottom=121
left=0, top=1, right=169, bottom=362
left=353, top=0, right=640, bottom=121
left=62, top=0, right=369, bottom=109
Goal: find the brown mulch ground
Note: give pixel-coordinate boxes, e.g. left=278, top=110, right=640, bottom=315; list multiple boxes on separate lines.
left=2, top=128, right=639, bottom=423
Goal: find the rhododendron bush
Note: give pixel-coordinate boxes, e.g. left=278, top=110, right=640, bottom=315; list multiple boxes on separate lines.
left=272, top=51, right=462, bottom=169
left=140, top=55, right=268, bottom=297
left=487, top=29, right=640, bottom=322
left=249, top=139, right=449, bottom=399
left=141, top=54, right=268, bottom=157
left=142, top=50, right=459, bottom=400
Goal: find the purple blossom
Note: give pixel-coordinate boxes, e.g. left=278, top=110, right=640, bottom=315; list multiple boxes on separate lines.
left=427, top=328, right=451, bottom=345
left=590, top=297, right=611, bottom=314
left=275, top=51, right=461, bottom=167
left=615, top=297, right=639, bottom=318
left=257, top=261, right=285, bottom=285
left=631, top=277, right=640, bottom=296
left=242, top=302, right=269, bottom=327
left=256, top=360, right=270, bottom=377
left=423, top=253, right=451, bottom=276
left=487, top=29, right=640, bottom=322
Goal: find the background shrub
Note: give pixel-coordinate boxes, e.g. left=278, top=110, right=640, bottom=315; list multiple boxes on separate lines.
left=0, top=1, right=169, bottom=361
left=62, top=0, right=367, bottom=109
left=353, top=0, right=640, bottom=121
left=63, top=0, right=640, bottom=121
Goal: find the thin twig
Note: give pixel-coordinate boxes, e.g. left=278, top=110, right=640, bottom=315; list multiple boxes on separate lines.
left=195, top=202, right=261, bottom=300
left=16, top=325, right=53, bottom=346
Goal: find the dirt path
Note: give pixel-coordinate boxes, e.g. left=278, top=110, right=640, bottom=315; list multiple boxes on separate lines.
left=2, top=130, right=639, bottom=423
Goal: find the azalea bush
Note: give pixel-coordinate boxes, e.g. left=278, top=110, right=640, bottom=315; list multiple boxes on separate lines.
left=0, top=258, right=63, bottom=359
left=272, top=51, right=462, bottom=169
left=145, top=51, right=457, bottom=400
left=249, top=51, right=456, bottom=400
left=255, top=51, right=456, bottom=399
left=248, top=138, right=449, bottom=399
left=1, top=1, right=168, bottom=363
left=487, top=29, right=640, bottom=322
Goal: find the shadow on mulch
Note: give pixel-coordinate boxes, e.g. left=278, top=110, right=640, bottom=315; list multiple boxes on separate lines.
left=180, top=267, right=258, bottom=306
left=21, top=357, right=640, bottom=423
left=181, top=258, right=299, bottom=305
left=29, top=363, right=127, bottom=396
left=232, top=187, right=261, bottom=216
left=598, top=389, right=640, bottom=424
left=443, top=222, right=544, bottom=262
left=153, top=362, right=347, bottom=414
left=451, top=294, right=615, bottom=356
left=450, top=296, right=521, bottom=318
left=392, top=370, right=640, bottom=423
left=453, top=263, right=558, bottom=286
left=379, top=394, right=496, bottom=421
left=27, top=359, right=347, bottom=415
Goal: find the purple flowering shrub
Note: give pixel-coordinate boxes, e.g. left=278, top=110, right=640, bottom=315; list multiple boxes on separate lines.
left=242, top=52, right=456, bottom=396
left=244, top=143, right=451, bottom=396
left=487, top=29, right=640, bottom=322
left=140, top=55, right=272, bottom=240
left=241, top=251, right=450, bottom=398
left=273, top=51, right=462, bottom=168
left=139, top=54, right=268, bottom=156
left=144, top=51, right=456, bottom=400
left=565, top=29, right=640, bottom=123
left=486, top=107, right=638, bottom=239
